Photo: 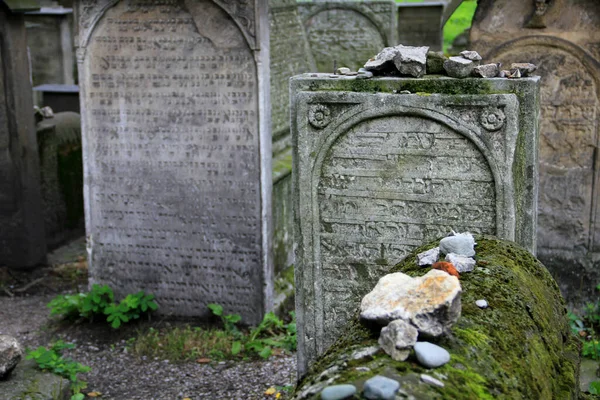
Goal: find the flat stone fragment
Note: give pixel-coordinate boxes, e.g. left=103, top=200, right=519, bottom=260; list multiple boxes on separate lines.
left=460, top=50, right=482, bottom=61
left=445, top=253, right=476, bottom=273
left=357, top=70, right=374, bottom=80
left=363, top=375, right=401, bottom=400
left=378, top=320, right=418, bottom=361
left=420, top=373, right=445, bottom=387
left=393, top=45, right=429, bottom=77
left=364, top=47, right=397, bottom=72
left=439, top=232, right=476, bottom=257
left=360, top=270, right=461, bottom=337
left=336, top=67, right=351, bottom=75
left=0, top=335, right=23, bottom=378
left=417, top=247, right=439, bottom=267
left=321, top=384, right=357, bottom=400
left=473, top=63, right=500, bottom=78
left=443, top=56, right=475, bottom=78
left=414, top=342, right=451, bottom=368
left=510, top=63, right=537, bottom=76
left=426, top=51, right=447, bottom=74
left=476, top=299, right=489, bottom=309
left=351, top=346, right=380, bottom=361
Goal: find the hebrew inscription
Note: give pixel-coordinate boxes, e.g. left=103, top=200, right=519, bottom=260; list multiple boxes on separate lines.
left=298, top=2, right=395, bottom=73
left=317, top=115, right=496, bottom=350
left=81, top=0, right=264, bottom=322
left=493, top=44, right=599, bottom=274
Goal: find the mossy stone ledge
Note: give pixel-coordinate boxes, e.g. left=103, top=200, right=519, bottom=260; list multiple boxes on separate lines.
left=294, top=236, right=580, bottom=400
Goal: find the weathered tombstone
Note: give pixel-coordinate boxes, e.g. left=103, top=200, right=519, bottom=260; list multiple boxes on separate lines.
left=37, top=112, right=84, bottom=250
left=25, top=5, right=75, bottom=86
left=470, top=0, right=600, bottom=307
left=33, top=83, right=80, bottom=113
left=297, top=1, right=397, bottom=73
left=75, top=0, right=272, bottom=325
left=396, top=2, right=444, bottom=52
left=291, top=74, right=540, bottom=376
left=0, top=0, right=47, bottom=268
left=269, top=0, right=315, bottom=275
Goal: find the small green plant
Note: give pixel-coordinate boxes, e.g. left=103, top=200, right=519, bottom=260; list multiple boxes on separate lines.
left=569, top=284, right=600, bottom=361
left=48, top=285, right=158, bottom=329
left=590, top=381, right=600, bottom=395
left=26, top=340, right=90, bottom=399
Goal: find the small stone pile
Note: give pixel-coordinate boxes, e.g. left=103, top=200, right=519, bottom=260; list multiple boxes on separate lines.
left=331, top=44, right=537, bottom=80
left=317, top=232, right=486, bottom=399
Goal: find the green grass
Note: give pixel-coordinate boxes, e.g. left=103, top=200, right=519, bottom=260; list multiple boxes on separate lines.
left=443, top=0, right=478, bottom=54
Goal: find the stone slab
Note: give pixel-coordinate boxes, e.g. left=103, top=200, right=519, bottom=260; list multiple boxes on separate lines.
left=397, top=3, right=444, bottom=52
left=297, top=1, right=397, bottom=73
left=470, top=0, right=600, bottom=307
left=76, top=0, right=272, bottom=325
left=291, top=74, right=540, bottom=377
left=0, top=6, right=47, bottom=268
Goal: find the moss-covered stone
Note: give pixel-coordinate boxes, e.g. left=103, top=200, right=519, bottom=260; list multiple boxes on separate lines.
left=294, top=236, right=580, bottom=399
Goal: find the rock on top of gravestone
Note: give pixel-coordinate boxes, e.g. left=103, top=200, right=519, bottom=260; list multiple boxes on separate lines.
left=378, top=319, right=418, bottom=361
left=0, top=335, right=24, bottom=378
left=439, top=232, right=476, bottom=257
left=443, top=56, right=476, bottom=78
left=510, top=63, right=537, bottom=76
left=393, top=45, right=429, bottom=78
left=460, top=50, right=482, bottom=61
left=364, top=47, right=398, bottom=72
left=473, top=63, right=500, bottom=78
left=426, top=51, right=447, bottom=75
left=360, top=269, right=461, bottom=337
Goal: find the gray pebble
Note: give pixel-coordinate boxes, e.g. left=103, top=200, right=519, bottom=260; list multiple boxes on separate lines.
left=363, top=375, right=401, bottom=400
left=439, top=233, right=475, bottom=257
left=414, top=342, right=451, bottom=368
left=321, top=384, right=357, bottom=400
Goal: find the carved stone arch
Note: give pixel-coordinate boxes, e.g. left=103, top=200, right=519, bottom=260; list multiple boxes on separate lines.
left=302, top=5, right=391, bottom=46
left=310, top=103, right=512, bottom=241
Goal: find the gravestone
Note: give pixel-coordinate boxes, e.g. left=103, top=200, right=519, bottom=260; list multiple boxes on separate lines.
left=37, top=112, right=84, bottom=250
left=25, top=5, right=75, bottom=86
left=297, top=1, right=397, bottom=73
left=396, top=2, right=444, bottom=52
left=0, top=1, right=47, bottom=268
left=291, top=74, right=540, bottom=376
left=269, top=0, right=316, bottom=275
left=470, top=0, right=600, bottom=307
left=76, top=0, right=272, bottom=325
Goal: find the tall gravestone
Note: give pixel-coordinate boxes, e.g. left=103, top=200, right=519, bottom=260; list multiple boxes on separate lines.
left=470, top=0, right=600, bottom=307
left=25, top=5, right=75, bottom=86
left=0, top=0, right=47, bottom=268
left=291, top=74, right=540, bottom=376
left=297, top=1, right=397, bottom=73
left=396, top=2, right=444, bottom=51
left=75, top=0, right=272, bottom=325
left=269, top=0, right=316, bottom=274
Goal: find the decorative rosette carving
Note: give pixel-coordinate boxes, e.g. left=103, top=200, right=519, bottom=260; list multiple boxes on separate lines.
left=479, top=107, right=506, bottom=131
left=308, top=104, right=332, bottom=129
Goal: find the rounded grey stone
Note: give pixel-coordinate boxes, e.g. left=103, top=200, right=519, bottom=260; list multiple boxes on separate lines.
left=414, top=342, right=451, bottom=368
left=363, top=375, right=401, bottom=400
left=321, top=384, right=357, bottom=400
left=439, top=233, right=475, bottom=257
left=476, top=299, right=489, bottom=309
left=420, top=373, right=445, bottom=387
left=0, top=335, right=23, bottom=378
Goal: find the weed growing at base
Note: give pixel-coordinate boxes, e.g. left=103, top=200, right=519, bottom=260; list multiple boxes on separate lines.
left=133, top=305, right=296, bottom=361
left=26, top=340, right=90, bottom=400
left=48, top=284, right=158, bottom=328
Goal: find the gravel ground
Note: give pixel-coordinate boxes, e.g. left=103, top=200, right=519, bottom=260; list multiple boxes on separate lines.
left=0, top=239, right=297, bottom=400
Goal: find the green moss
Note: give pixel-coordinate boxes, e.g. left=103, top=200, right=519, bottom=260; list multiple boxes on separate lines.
left=295, top=236, right=580, bottom=399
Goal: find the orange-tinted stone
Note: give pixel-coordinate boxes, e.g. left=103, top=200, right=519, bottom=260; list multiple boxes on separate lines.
left=432, top=261, right=460, bottom=278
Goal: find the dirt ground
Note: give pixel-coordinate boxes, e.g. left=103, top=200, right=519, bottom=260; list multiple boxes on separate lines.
left=0, top=238, right=296, bottom=400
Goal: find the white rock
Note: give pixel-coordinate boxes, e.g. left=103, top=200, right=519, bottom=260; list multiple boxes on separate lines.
left=439, top=232, right=476, bottom=257
left=443, top=56, right=475, bottom=78
left=360, top=270, right=461, bottom=337
left=393, top=45, right=429, bottom=77
left=460, top=50, right=482, bottom=61
left=445, top=253, right=476, bottom=273
left=0, top=335, right=23, bottom=378
left=414, top=342, right=451, bottom=368
left=476, top=299, right=489, bottom=309
left=378, top=320, right=418, bottom=361
left=421, top=373, right=445, bottom=387
left=417, top=247, right=439, bottom=267
left=364, top=47, right=397, bottom=71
